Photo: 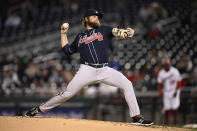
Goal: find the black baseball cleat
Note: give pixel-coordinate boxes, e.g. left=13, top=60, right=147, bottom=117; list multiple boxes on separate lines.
left=131, top=116, right=154, bottom=126
left=25, top=107, right=41, bottom=117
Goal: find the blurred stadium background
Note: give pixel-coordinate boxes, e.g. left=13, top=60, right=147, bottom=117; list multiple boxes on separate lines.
left=0, top=0, right=197, bottom=126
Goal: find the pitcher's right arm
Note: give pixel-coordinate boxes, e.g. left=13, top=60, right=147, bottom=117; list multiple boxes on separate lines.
left=61, top=23, right=79, bottom=56
left=61, top=23, right=69, bottom=47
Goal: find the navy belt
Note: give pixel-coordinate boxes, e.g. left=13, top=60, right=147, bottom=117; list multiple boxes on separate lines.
left=83, top=62, right=108, bottom=68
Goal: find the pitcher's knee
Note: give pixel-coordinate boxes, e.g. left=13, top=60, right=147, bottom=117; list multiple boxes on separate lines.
left=123, top=86, right=131, bottom=91
left=120, top=82, right=134, bottom=91
left=59, top=90, right=74, bottom=98
left=128, top=81, right=133, bottom=87
left=123, top=81, right=133, bottom=89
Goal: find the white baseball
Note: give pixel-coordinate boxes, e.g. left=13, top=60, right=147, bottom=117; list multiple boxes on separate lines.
left=62, top=23, right=69, bottom=29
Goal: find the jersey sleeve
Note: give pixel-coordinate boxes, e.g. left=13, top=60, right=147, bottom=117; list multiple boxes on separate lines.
left=103, top=25, right=113, bottom=37
left=62, top=34, right=79, bottom=56
left=176, top=69, right=182, bottom=81
left=157, top=71, right=163, bottom=83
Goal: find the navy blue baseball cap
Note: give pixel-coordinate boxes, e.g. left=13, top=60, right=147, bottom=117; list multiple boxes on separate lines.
left=84, top=9, right=103, bottom=19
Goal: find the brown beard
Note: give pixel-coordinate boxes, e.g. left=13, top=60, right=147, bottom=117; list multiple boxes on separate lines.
left=87, top=21, right=100, bottom=28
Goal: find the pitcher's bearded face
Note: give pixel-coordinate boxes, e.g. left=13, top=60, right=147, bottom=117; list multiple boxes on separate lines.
left=87, top=21, right=100, bottom=28
left=86, top=15, right=101, bottom=28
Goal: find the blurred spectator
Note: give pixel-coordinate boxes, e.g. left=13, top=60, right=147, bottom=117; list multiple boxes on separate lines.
left=148, top=49, right=157, bottom=65
left=177, top=55, right=193, bottom=74
left=129, top=69, right=141, bottom=82
left=15, top=57, right=26, bottom=84
left=48, top=68, right=61, bottom=88
left=152, top=61, right=162, bottom=77
left=186, top=71, right=197, bottom=87
left=158, top=48, right=169, bottom=63
left=25, top=61, right=37, bottom=85
left=5, top=12, right=21, bottom=27
left=61, top=70, right=74, bottom=84
left=40, top=68, right=49, bottom=83
left=2, top=68, right=21, bottom=95
left=138, top=3, right=152, bottom=22
left=125, top=69, right=145, bottom=91
left=149, top=28, right=160, bottom=38
left=150, top=2, right=167, bottom=21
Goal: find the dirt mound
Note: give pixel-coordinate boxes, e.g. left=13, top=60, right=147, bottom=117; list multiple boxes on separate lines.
left=0, top=116, right=188, bottom=131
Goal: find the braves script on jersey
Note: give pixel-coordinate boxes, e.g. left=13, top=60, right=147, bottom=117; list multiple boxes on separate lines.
left=62, top=25, right=113, bottom=64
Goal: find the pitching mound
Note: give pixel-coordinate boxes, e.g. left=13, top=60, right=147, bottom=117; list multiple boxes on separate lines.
left=0, top=116, right=189, bottom=131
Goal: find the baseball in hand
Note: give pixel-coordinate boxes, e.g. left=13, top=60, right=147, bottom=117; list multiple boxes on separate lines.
left=62, top=23, right=69, bottom=29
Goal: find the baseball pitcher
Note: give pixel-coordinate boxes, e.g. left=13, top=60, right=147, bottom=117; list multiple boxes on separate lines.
left=25, top=9, right=153, bottom=126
